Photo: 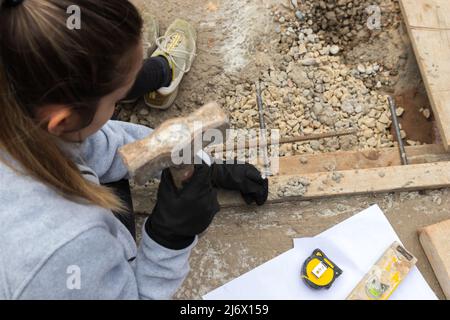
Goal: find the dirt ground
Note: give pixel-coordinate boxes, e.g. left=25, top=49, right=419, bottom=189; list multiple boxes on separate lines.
left=129, top=0, right=449, bottom=300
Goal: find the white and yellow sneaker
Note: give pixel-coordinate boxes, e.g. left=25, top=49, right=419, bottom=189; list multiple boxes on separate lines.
left=144, top=19, right=197, bottom=110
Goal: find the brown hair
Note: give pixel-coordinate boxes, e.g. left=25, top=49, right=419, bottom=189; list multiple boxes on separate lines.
left=0, top=0, right=143, bottom=211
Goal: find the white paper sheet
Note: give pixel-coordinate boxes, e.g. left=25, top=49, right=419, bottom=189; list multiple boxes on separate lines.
left=203, top=205, right=437, bottom=300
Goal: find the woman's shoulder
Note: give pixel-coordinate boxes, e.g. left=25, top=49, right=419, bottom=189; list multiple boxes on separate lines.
left=0, top=158, right=121, bottom=298
left=0, top=157, right=112, bottom=228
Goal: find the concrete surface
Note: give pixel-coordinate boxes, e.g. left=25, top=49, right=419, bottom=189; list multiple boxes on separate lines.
left=136, top=188, right=450, bottom=300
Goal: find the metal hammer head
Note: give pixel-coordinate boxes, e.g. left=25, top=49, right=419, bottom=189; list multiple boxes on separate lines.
left=119, top=102, right=229, bottom=185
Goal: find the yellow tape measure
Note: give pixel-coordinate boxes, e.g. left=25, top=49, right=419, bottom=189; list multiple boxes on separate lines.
left=301, top=249, right=343, bottom=289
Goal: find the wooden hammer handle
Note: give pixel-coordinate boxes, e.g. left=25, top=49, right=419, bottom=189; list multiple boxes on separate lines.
left=169, top=165, right=195, bottom=189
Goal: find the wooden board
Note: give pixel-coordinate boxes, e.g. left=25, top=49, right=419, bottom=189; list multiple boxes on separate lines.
left=277, top=144, right=450, bottom=176
left=419, top=219, right=450, bottom=299
left=219, top=161, right=450, bottom=207
left=132, top=145, right=450, bottom=212
left=347, top=242, right=417, bottom=300
left=399, top=0, right=450, bottom=149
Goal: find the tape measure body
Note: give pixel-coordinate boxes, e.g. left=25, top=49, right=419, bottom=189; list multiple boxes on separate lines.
left=301, top=249, right=343, bottom=289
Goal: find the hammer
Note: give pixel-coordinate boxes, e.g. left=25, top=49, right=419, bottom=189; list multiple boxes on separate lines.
left=119, top=102, right=230, bottom=188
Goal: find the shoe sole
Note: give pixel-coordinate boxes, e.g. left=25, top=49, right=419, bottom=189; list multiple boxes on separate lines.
left=120, top=98, right=140, bottom=104
left=144, top=86, right=179, bottom=110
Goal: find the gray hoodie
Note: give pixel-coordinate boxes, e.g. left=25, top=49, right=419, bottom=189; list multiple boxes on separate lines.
left=0, top=120, right=196, bottom=300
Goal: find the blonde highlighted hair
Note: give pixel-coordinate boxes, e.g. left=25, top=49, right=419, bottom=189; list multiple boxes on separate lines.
left=0, top=0, right=143, bottom=211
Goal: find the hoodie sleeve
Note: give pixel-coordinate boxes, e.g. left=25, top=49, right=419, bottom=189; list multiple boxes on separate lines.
left=79, top=120, right=153, bottom=183
left=17, top=222, right=196, bottom=300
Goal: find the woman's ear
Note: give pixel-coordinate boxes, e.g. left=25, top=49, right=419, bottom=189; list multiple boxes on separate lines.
left=37, top=105, right=74, bottom=136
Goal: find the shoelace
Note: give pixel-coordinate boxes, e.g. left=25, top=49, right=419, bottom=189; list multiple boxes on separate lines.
left=155, top=31, right=197, bottom=74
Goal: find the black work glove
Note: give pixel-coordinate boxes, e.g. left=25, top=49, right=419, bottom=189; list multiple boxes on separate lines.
left=145, top=164, right=220, bottom=250
left=211, top=162, right=269, bottom=206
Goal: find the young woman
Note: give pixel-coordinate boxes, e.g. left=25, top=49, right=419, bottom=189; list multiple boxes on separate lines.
left=0, top=0, right=268, bottom=299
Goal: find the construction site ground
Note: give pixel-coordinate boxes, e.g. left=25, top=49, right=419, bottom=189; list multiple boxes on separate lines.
left=136, top=190, right=450, bottom=300
left=129, top=0, right=450, bottom=299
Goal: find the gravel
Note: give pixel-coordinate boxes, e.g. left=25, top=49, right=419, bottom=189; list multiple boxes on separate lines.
left=277, top=177, right=311, bottom=197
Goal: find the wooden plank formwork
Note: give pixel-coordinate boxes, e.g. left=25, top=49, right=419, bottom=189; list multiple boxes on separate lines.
left=131, top=145, right=450, bottom=210
left=219, top=145, right=450, bottom=207
left=399, top=0, right=450, bottom=150
left=419, top=219, right=450, bottom=299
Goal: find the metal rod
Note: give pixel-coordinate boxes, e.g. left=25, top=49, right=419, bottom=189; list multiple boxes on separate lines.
left=388, top=96, right=409, bottom=165
left=256, top=80, right=272, bottom=178
left=278, top=128, right=357, bottom=145
left=207, top=128, right=358, bottom=153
